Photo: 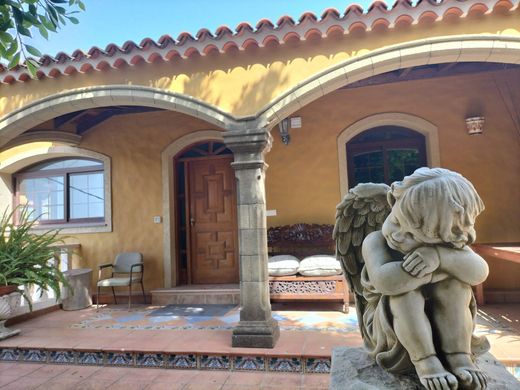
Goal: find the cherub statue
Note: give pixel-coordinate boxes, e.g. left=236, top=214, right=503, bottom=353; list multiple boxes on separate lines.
left=334, top=167, right=490, bottom=390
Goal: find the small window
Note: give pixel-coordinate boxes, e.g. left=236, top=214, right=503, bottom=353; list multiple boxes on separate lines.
left=347, top=126, right=426, bottom=187
left=15, top=158, right=105, bottom=224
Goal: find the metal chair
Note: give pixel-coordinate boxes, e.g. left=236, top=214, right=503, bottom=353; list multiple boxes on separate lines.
left=96, top=252, right=145, bottom=309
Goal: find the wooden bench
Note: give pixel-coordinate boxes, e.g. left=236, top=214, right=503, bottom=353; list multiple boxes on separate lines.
left=267, top=224, right=349, bottom=312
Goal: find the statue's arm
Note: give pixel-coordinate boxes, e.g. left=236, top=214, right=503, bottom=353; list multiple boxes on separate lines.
left=437, top=245, right=489, bottom=286
left=362, top=231, right=432, bottom=296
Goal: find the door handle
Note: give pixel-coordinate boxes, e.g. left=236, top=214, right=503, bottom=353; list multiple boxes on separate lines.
left=190, top=217, right=195, bottom=227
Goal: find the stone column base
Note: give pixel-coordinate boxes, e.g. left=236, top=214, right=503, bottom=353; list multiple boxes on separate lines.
left=232, top=318, right=280, bottom=348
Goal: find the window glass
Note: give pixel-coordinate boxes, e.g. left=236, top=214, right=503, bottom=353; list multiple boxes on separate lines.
left=70, top=172, right=104, bottom=219
left=25, top=158, right=102, bottom=172
left=18, top=176, right=65, bottom=221
left=16, top=158, right=105, bottom=224
left=347, top=126, right=426, bottom=187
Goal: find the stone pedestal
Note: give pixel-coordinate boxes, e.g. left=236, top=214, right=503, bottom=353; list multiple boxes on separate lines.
left=62, top=268, right=93, bottom=311
left=330, top=347, right=520, bottom=390
left=224, top=125, right=280, bottom=348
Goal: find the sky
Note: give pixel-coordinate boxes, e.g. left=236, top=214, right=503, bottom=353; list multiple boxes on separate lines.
left=27, top=0, right=376, bottom=57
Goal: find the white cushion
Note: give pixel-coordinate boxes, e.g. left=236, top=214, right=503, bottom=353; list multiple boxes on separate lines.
left=297, top=255, right=342, bottom=277
left=268, top=255, right=300, bottom=276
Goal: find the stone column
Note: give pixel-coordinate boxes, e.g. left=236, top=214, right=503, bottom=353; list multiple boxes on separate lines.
left=224, top=125, right=280, bottom=348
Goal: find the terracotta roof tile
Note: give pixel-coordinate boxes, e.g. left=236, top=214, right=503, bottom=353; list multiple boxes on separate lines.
left=0, top=0, right=517, bottom=84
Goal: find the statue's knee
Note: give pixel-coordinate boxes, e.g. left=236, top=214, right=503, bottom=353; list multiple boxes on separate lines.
left=433, top=278, right=471, bottom=300
left=390, top=290, right=424, bottom=314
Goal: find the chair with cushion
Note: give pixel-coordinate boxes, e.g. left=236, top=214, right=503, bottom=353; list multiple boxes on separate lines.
left=97, top=252, right=145, bottom=309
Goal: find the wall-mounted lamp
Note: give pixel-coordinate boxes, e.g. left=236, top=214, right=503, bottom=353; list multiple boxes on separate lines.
left=278, top=117, right=302, bottom=145
left=278, top=118, right=290, bottom=145
left=465, top=116, right=485, bottom=135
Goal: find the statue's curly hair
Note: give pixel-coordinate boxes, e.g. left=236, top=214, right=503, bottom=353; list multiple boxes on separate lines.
left=388, top=167, right=484, bottom=248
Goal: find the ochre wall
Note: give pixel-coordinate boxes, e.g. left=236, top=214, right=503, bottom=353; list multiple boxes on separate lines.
left=1, top=69, right=518, bottom=291
left=0, top=13, right=518, bottom=119
left=265, top=68, right=520, bottom=290
left=64, top=111, right=219, bottom=290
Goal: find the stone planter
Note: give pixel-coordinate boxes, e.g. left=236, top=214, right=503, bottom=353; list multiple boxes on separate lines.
left=0, top=291, right=21, bottom=340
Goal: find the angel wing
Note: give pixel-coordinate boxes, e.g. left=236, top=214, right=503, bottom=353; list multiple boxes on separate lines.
left=333, top=183, right=391, bottom=311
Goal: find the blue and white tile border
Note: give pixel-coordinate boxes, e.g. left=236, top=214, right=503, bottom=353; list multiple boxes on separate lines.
left=0, top=347, right=331, bottom=373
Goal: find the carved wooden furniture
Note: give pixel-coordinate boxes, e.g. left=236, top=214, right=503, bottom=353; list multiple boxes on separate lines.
left=267, top=224, right=349, bottom=312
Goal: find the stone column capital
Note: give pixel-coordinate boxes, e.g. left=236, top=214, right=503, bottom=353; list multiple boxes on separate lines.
left=223, top=125, right=272, bottom=171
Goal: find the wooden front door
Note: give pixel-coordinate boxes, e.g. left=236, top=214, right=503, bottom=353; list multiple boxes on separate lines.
left=187, top=156, right=239, bottom=284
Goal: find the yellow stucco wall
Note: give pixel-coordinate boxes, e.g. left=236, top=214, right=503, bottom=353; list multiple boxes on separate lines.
left=0, top=67, right=518, bottom=291
left=265, top=67, right=520, bottom=289
left=0, top=13, right=519, bottom=119
left=62, top=111, right=218, bottom=290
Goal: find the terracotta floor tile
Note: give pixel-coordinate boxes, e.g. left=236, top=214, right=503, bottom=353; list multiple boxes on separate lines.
left=187, top=370, right=230, bottom=384
left=35, top=377, right=83, bottom=389
left=261, top=373, right=302, bottom=387
left=0, top=375, right=19, bottom=387
left=222, top=371, right=265, bottom=386
left=183, top=383, right=223, bottom=390
left=119, top=367, right=162, bottom=381
left=89, top=366, right=136, bottom=381
left=301, top=374, right=329, bottom=388
left=1, top=362, right=46, bottom=376
left=144, top=381, right=186, bottom=390
left=153, top=368, right=199, bottom=382
left=26, top=363, right=71, bottom=378
left=76, top=378, right=119, bottom=390
left=106, top=378, right=150, bottom=390
left=59, top=365, right=102, bottom=380
left=1, top=376, right=50, bottom=390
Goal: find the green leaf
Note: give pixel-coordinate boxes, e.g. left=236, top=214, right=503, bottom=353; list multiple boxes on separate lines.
left=78, top=1, right=85, bottom=11
left=6, top=38, right=17, bottom=56
left=0, top=30, right=11, bottom=44
left=11, top=5, right=22, bottom=25
left=7, top=51, right=20, bottom=68
left=38, top=24, right=48, bottom=39
left=25, top=44, right=41, bottom=57
left=68, top=15, right=78, bottom=24
left=17, top=25, right=31, bottom=37
left=50, top=0, right=67, bottom=3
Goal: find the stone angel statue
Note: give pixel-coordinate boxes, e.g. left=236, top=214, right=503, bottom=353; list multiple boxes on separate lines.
left=333, top=167, right=490, bottom=390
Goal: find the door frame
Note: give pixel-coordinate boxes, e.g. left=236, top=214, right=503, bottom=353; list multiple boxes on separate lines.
left=173, top=141, right=237, bottom=285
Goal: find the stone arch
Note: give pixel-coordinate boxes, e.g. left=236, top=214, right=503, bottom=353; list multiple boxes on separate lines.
left=0, top=144, right=112, bottom=234
left=161, top=130, right=225, bottom=288
left=260, top=35, right=520, bottom=127
left=337, top=113, right=440, bottom=197
left=0, top=85, right=237, bottom=147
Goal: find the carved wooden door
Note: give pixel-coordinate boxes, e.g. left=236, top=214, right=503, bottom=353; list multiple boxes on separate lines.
left=187, top=156, right=239, bottom=284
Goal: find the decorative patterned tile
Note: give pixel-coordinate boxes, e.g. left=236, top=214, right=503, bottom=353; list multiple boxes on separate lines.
left=77, top=351, right=104, bottom=365
left=21, top=349, right=47, bottom=363
left=105, top=351, right=134, bottom=366
left=167, top=354, right=197, bottom=369
left=305, top=357, right=331, bottom=373
left=0, top=348, right=20, bottom=361
left=200, top=355, right=230, bottom=370
left=49, top=350, right=75, bottom=364
left=269, top=357, right=302, bottom=373
left=233, top=356, right=265, bottom=371
left=136, top=353, right=164, bottom=367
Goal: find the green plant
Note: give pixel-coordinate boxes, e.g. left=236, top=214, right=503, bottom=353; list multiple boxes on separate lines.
left=0, top=205, right=70, bottom=309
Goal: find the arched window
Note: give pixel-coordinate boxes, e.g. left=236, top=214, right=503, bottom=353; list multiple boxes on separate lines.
left=14, top=158, right=105, bottom=224
left=346, top=126, right=426, bottom=187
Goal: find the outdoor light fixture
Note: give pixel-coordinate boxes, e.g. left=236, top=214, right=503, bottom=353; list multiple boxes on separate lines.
left=278, top=118, right=290, bottom=145
left=465, top=116, right=485, bottom=135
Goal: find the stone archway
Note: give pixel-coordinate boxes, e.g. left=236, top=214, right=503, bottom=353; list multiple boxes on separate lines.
left=259, top=35, right=520, bottom=129
left=0, top=85, right=238, bottom=147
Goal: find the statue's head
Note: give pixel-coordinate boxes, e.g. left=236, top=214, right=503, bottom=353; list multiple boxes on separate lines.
left=384, top=167, right=484, bottom=250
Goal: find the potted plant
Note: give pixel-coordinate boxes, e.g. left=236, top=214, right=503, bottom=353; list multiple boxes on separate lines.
left=0, top=206, right=70, bottom=338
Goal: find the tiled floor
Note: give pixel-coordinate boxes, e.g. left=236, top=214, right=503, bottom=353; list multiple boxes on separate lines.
left=0, top=303, right=519, bottom=389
